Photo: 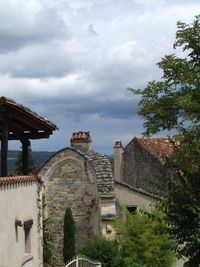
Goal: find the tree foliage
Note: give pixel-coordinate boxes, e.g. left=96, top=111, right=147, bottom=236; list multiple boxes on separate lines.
left=117, top=206, right=175, bottom=267
left=129, top=15, right=200, bottom=266
left=63, top=208, right=76, bottom=264
left=14, top=147, right=37, bottom=174
left=129, top=15, right=200, bottom=173
left=166, top=173, right=200, bottom=266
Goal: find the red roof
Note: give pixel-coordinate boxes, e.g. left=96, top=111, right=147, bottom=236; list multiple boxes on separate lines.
left=0, top=175, right=37, bottom=186
left=135, top=137, right=174, bottom=161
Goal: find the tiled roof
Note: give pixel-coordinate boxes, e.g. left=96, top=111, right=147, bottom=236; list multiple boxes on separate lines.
left=0, top=175, right=37, bottom=186
left=74, top=147, right=114, bottom=195
left=0, top=96, right=58, bottom=131
left=114, top=179, right=159, bottom=199
left=71, top=131, right=92, bottom=143
left=135, top=137, right=174, bottom=162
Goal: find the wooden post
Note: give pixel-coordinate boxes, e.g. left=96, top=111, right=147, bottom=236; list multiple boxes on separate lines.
left=1, top=112, right=10, bottom=177
left=21, top=139, right=30, bottom=175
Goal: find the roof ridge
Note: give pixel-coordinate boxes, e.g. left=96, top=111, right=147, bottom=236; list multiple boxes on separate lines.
left=135, top=137, right=173, bottom=162
left=0, top=96, right=58, bottom=130
left=135, top=137, right=159, bottom=160
left=0, top=175, right=37, bottom=186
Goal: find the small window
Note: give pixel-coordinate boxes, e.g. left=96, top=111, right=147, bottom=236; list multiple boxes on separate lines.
left=24, top=219, right=33, bottom=254
left=126, top=205, right=137, bottom=214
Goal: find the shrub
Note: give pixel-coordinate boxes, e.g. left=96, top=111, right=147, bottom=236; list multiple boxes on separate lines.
left=117, top=204, right=176, bottom=267
left=63, top=208, right=76, bottom=263
left=127, top=260, right=153, bottom=267
left=79, top=238, right=124, bottom=267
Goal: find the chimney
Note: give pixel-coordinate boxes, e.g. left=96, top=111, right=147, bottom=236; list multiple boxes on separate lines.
left=70, top=131, right=92, bottom=150
left=114, top=140, right=124, bottom=181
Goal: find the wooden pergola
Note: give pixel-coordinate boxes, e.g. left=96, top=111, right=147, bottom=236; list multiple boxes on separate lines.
left=0, top=96, right=58, bottom=176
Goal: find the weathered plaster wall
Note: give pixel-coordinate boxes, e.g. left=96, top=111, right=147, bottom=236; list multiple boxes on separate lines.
left=175, top=258, right=186, bottom=267
left=114, top=180, right=155, bottom=212
left=100, top=196, right=116, bottom=240
left=123, top=140, right=170, bottom=195
left=38, top=148, right=100, bottom=264
left=0, top=182, right=41, bottom=267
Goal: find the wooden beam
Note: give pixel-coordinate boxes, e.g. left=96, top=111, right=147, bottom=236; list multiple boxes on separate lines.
left=0, top=131, right=51, bottom=140
left=10, top=111, right=53, bottom=132
left=21, top=139, right=30, bottom=175
left=1, top=112, right=10, bottom=176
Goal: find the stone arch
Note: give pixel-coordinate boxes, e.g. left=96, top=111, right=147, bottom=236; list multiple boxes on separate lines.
left=37, top=148, right=100, bottom=264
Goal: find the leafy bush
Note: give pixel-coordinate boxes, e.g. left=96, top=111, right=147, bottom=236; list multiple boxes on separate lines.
left=63, top=208, right=76, bottom=263
left=128, top=262, right=151, bottom=267
left=117, top=204, right=176, bottom=267
left=79, top=238, right=124, bottom=267
left=127, top=262, right=153, bottom=267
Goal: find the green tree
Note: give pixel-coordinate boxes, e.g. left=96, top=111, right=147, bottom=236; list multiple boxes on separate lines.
left=129, top=15, right=200, bottom=266
left=129, top=15, right=200, bottom=173
left=43, top=218, right=55, bottom=266
left=63, top=208, right=75, bottom=264
left=166, top=172, right=200, bottom=266
left=117, top=205, right=175, bottom=267
left=79, top=238, right=124, bottom=267
left=14, top=147, right=37, bottom=174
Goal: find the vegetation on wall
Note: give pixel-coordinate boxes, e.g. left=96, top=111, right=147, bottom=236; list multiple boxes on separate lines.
left=63, top=207, right=76, bottom=264
left=129, top=15, right=200, bottom=266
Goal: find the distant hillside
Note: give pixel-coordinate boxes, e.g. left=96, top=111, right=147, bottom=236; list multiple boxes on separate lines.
left=4, top=150, right=55, bottom=175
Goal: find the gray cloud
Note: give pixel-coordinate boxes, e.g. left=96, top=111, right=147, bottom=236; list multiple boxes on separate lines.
left=0, top=1, right=69, bottom=53
left=1, top=0, right=200, bottom=154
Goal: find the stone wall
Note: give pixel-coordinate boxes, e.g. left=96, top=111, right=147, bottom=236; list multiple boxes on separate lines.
left=37, top=148, right=100, bottom=264
left=123, top=140, right=171, bottom=195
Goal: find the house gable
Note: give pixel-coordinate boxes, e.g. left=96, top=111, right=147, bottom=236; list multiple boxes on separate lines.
left=122, top=137, right=174, bottom=196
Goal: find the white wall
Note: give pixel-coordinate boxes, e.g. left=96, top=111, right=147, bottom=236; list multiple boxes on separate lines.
left=0, top=182, right=41, bottom=267
left=115, top=181, right=155, bottom=210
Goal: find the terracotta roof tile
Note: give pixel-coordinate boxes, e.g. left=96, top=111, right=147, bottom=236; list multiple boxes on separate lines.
left=0, top=175, right=37, bottom=186
left=135, top=137, right=174, bottom=162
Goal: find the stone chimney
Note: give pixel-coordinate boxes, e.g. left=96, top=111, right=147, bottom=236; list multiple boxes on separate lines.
left=70, top=131, right=92, bottom=150
left=114, top=140, right=124, bottom=181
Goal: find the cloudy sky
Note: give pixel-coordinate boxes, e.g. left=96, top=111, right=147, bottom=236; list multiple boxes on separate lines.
left=1, top=0, right=199, bottom=154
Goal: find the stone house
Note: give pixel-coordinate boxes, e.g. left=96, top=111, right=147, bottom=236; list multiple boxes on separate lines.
left=0, top=175, right=43, bottom=267
left=114, top=137, right=175, bottom=196
left=113, top=137, right=186, bottom=267
left=37, top=132, right=117, bottom=265
left=37, top=132, right=163, bottom=265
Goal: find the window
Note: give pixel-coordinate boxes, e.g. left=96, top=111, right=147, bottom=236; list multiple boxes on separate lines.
left=126, top=205, right=137, bottom=214
left=24, top=219, right=33, bottom=254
